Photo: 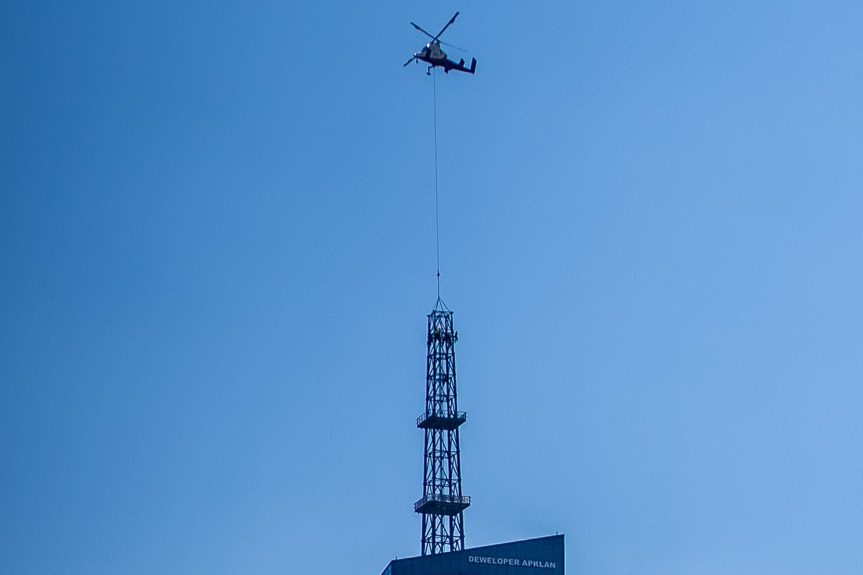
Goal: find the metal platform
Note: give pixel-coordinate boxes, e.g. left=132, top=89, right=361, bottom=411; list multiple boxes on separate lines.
left=416, top=411, right=467, bottom=430
left=414, top=493, right=471, bottom=516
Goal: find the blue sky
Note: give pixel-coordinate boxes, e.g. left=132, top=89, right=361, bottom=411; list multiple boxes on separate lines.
left=2, top=2, right=862, bottom=574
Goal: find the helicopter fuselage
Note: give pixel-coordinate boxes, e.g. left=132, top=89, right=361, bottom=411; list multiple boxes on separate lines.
left=412, top=42, right=476, bottom=74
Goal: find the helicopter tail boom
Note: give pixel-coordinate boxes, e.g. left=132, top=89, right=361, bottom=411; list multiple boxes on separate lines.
left=444, top=56, right=476, bottom=74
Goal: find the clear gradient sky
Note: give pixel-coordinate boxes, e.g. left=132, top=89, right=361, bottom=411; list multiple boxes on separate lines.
left=2, top=2, right=862, bottom=574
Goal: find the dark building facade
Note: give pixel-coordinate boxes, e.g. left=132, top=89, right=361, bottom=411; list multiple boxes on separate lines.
left=381, top=535, right=564, bottom=575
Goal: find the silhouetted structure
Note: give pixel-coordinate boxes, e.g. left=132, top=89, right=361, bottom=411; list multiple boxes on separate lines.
left=381, top=534, right=564, bottom=575
left=415, top=298, right=469, bottom=554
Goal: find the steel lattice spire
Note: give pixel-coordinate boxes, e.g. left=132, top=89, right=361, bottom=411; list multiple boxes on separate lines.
left=414, top=297, right=470, bottom=554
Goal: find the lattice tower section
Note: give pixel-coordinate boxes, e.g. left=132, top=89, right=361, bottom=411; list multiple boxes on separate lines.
left=414, top=302, right=470, bottom=555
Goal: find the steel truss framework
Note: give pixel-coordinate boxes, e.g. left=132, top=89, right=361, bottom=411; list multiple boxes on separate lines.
left=415, top=299, right=470, bottom=555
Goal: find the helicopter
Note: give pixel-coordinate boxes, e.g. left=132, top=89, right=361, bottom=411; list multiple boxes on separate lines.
left=403, top=11, right=477, bottom=75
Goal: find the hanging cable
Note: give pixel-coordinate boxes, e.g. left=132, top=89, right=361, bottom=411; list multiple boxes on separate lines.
left=433, top=68, right=441, bottom=300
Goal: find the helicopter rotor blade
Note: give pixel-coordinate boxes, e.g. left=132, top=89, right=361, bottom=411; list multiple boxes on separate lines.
left=432, top=11, right=459, bottom=41
left=410, top=21, right=436, bottom=40
left=440, top=40, right=466, bottom=52
left=403, top=56, right=417, bottom=67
